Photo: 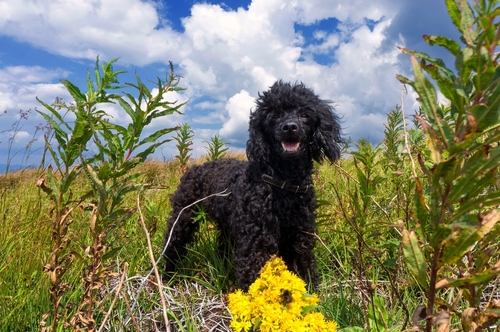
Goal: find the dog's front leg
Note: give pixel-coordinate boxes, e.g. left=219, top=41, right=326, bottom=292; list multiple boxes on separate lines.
left=290, top=231, right=319, bottom=289
left=233, top=230, right=279, bottom=291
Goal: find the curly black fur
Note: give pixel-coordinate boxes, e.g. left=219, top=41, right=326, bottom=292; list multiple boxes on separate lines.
left=163, top=80, right=342, bottom=290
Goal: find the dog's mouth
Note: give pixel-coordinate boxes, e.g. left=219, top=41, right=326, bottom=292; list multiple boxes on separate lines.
left=281, top=140, right=301, bottom=152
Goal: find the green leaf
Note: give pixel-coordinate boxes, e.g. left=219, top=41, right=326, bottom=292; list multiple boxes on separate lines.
left=40, top=166, right=59, bottom=202
left=116, top=96, right=137, bottom=122
left=86, top=69, right=95, bottom=99
left=395, top=74, right=412, bottom=85
left=83, top=162, right=107, bottom=202
left=449, top=147, right=500, bottom=201
left=44, top=143, right=63, bottom=172
left=133, top=75, right=153, bottom=100
left=36, top=110, right=69, bottom=149
left=301, top=305, right=320, bottom=315
left=402, top=229, right=428, bottom=289
left=36, top=98, right=70, bottom=129
left=455, top=47, right=475, bottom=86
left=487, top=75, right=500, bottom=109
left=61, top=79, right=86, bottom=104
left=414, top=115, right=443, bottom=164
left=63, top=118, right=93, bottom=166
left=452, top=192, right=500, bottom=222
left=445, top=0, right=462, bottom=31
left=145, top=104, right=185, bottom=124
left=135, top=139, right=171, bottom=161
left=473, top=46, right=495, bottom=92
left=101, top=58, right=126, bottom=90
left=102, top=246, right=121, bottom=261
left=440, top=210, right=499, bottom=266
left=436, top=261, right=500, bottom=289
left=94, top=56, right=102, bottom=91
left=423, top=35, right=461, bottom=56
left=429, top=225, right=453, bottom=249
left=414, top=178, right=429, bottom=236
left=368, top=296, right=388, bottom=330
left=61, top=167, right=81, bottom=195
left=97, top=122, right=125, bottom=160
left=136, top=127, right=178, bottom=147
left=458, top=0, right=476, bottom=45
left=424, top=64, right=464, bottom=111
left=410, top=56, right=452, bottom=149
left=400, top=47, right=456, bottom=80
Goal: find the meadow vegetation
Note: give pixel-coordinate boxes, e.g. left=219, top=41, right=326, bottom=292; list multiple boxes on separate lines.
left=1, top=0, right=500, bottom=331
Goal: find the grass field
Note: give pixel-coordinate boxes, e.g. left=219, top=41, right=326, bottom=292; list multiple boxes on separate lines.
left=0, top=150, right=426, bottom=331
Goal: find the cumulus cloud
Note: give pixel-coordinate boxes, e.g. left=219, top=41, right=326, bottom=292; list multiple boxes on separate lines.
left=0, top=66, right=69, bottom=83
left=0, top=0, right=183, bottom=65
left=0, top=0, right=453, bottom=161
left=0, top=66, right=73, bottom=165
left=174, top=0, right=407, bottom=146
left=0, top=65, right=70, bottom=110
left=219, top=90, right=255, bottom=147
left=293, top=0, right=400, bottom=24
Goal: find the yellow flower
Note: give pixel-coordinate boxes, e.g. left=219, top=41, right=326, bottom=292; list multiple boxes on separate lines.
left=228, top=256, right=338, bottom=332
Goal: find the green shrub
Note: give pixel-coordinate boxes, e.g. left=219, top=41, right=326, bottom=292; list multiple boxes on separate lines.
left=36, top=58, right=185, bottom=330
left=397, top=0, right=500, bottom=330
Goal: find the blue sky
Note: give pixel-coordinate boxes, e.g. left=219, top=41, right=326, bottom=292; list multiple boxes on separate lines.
left=0, top=0, right=459, bottom=168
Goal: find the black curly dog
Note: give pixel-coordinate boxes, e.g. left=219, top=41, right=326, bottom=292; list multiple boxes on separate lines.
left=163, top=80, right=342, bottom=290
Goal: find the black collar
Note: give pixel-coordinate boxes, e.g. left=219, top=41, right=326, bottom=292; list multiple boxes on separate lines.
left=261, top=174, right=311, bottom=194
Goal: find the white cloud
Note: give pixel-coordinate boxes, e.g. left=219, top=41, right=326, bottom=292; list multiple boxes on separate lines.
left=0, top=0, right=421, bottom=160
left=178, top=0, right=302, bottom=97
left=305, top=33, right=340, bottom=54
left=0, top=0, right=183, bottom=65
left=0, top=81, right=70, bottom=116
left=0, top=66, right=69, bottom=83
left=293, top=0, right=399, bottom=24
left=175, top=0, right=405, bottom=147
left=7, top=130, right=31, bottom=142
left=219, top=90, right=255, bottom=146
left=0, top=66, right=71, bottom=115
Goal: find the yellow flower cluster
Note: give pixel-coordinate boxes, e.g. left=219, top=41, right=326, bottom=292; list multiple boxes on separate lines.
left=228, top=256, right=338, bottom=332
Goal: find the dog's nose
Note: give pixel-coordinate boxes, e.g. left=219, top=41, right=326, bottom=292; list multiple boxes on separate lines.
left=282, top=121, right=299, bottom=133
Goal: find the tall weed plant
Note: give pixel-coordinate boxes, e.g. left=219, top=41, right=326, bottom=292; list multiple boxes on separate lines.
left=204, top=134, right=229, bottom=161
left=397, top=0, right=500, bottom=330
left=173, top=123, right=194, bottom=173
left=35, top=58, right=185, bottom=330
left=330, top=126, right=418, bottom=330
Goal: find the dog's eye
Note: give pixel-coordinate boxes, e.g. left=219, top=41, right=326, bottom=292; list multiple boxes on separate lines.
left=271, top=113, right=281, bottom=119
left=300, top=113, right=309, bottom=119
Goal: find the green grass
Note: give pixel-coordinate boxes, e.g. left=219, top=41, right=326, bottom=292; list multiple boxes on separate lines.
left=0, top=162, right=175, bottom=331
left=0, top=155, right=419, bottom=331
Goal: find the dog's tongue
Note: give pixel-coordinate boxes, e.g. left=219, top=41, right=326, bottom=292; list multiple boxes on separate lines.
left=282, top=141, right=300, bottom=152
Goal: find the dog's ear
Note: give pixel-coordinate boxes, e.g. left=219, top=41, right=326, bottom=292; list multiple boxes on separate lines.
left=310, top=101, right=342, bottom=163
left=246, top=108, right=271, bottom=163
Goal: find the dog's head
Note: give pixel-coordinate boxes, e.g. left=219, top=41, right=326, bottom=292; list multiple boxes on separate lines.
left=246, top=80, right=342, bottom=164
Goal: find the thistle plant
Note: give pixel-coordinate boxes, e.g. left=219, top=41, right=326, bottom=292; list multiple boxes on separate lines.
left=36, top=58, right=185, bottom=330
left=397, top=0, right=500, bottom=330
left=228, top=256, right=338, bottom=332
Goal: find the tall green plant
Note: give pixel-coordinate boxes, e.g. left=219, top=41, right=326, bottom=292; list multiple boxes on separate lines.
left=397, top=0, right=500, bottom=330
left=173, top=123, right=194, bottom=173
left=334, top=140, right=383, bottom=321
left=204, top=134, right=229, bottom=161
left=36, top=58, right=185, bottom=330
